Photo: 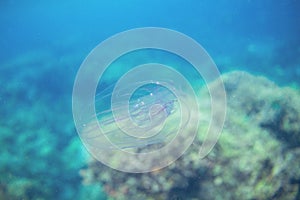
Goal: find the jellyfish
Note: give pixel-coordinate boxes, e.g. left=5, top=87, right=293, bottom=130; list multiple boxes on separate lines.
left=81, top=81, right=189, bottom=152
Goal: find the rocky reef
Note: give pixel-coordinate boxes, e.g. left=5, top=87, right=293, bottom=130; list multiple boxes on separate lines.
left=0, top=52, right=106, bottom=200
left=80, top=71, right=300, bottom=200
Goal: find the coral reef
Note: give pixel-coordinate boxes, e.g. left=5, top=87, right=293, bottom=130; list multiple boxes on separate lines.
left=81, top=71, right=300, bottom=200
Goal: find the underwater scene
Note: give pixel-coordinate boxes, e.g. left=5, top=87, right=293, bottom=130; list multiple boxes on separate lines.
left=1, top=0, right=300, bottom=199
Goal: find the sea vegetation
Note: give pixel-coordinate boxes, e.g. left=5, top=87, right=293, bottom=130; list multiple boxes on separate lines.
left=1, top=50, right=299, bottom=200
left=0, top=52, right=106, bottom=200
left=80, top=71, right=300, bottom=200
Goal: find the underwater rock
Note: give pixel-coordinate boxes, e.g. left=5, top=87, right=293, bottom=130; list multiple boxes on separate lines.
left=0, top=52, right=105, bottom=200
left=220, top=71, right=300, bottom=148
left=80, top=71, right=300, bottom=200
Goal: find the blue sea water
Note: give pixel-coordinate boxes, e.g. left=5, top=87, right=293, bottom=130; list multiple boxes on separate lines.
left=0, top=0, right=299, bottom=199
